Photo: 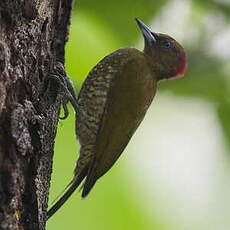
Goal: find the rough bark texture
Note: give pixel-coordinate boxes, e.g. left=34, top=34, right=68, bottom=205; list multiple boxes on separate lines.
left=0, top=0, right=73, bottom=229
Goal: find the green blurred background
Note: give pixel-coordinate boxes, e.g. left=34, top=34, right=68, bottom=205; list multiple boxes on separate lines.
left=48, top=0, right=230, bottom=229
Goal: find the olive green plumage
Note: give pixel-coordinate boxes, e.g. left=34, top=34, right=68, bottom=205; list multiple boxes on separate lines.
left=47, top=18, right=187, bottom=219
left=76, top=47, right=157, bottom=197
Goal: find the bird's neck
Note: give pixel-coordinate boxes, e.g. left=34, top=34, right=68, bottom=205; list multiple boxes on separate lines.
left=143, top=53, right=163, bottom=81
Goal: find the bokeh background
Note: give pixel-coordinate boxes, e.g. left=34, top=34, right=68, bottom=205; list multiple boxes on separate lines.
left=48, top=0, right=230, bottom=229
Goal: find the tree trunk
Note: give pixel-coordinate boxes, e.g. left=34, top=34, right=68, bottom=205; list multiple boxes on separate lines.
left=0, top=0, right=73, bottom=229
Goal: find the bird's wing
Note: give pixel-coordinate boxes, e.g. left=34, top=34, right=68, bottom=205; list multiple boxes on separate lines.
left=82, top=54, right=156, bottom=197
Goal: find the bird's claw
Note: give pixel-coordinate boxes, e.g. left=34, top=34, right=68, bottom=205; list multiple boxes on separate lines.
left=48, top=62, right=78, bottom=119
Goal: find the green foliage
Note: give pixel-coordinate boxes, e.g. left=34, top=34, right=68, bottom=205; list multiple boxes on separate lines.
left=74, top=0, right=168, bottom=43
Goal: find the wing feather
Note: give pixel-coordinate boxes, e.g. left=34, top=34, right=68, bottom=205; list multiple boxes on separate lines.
left=82, top=53, right=156, bottom=197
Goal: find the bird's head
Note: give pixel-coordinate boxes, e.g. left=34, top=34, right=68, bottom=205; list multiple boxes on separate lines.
left=136, top=18, right=187, bottom=81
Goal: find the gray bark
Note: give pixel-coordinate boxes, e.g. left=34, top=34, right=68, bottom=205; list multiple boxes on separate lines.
left=0, top=0, right=73, bottom=229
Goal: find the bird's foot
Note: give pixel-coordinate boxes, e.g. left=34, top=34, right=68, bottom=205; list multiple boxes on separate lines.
left=47, top=62, right=78, bottom=119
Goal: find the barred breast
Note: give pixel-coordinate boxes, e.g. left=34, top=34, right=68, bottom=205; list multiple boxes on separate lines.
left=75, top=48, right=133, bottom=175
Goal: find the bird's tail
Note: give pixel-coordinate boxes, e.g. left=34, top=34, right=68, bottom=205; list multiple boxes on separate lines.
left=47, top=171, right=86, bottom=220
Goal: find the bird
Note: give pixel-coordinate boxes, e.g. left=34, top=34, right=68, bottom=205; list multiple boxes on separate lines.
left=47, top=18, right=187, bottom=219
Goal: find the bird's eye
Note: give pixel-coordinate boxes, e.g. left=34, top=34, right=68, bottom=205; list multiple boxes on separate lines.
left=161, top=40, right=171, bottom=49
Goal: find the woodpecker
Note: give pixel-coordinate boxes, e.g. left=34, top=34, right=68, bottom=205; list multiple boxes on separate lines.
left=47, top=18, right=187, bottom=219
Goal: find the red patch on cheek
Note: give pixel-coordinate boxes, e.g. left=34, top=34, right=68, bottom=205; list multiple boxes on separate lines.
left=177, top=53, right=187, bottom=77
left=167, top=53, right=187, bottom=80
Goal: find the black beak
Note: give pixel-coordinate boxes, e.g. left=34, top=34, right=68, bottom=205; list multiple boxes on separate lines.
left=135, top=18, right=157, bottom=45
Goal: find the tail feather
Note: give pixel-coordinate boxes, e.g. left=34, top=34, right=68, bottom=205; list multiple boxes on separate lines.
left=47, top=172, right=85, bottom=219
left=81, top=163, right=97, bottom=198
left=81, top=175, right=97, bottom=198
